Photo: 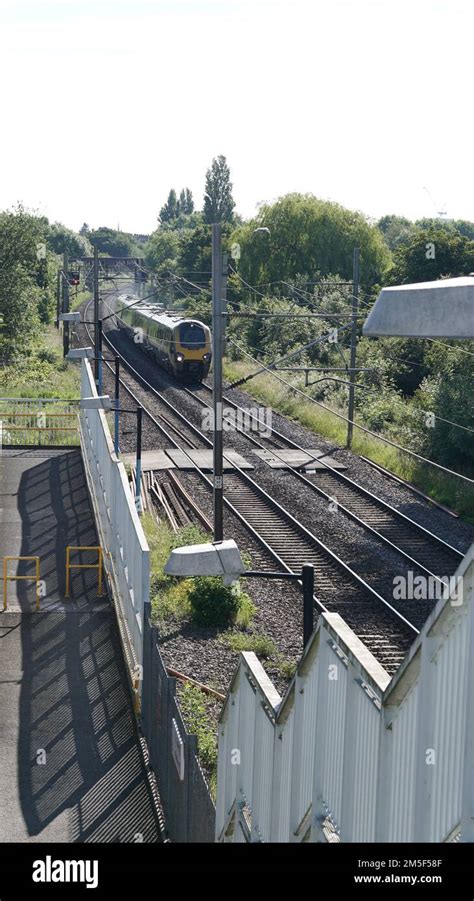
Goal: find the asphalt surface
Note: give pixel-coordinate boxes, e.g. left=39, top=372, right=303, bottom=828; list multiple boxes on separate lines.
left=0, top=448, right=162, bottom=842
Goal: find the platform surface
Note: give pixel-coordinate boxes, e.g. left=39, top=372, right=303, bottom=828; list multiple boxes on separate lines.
left=165, top=448, right=254, bottom=470
left=0, top=448, right=161, bottom=842
left=121, top=450, right=175, bottom=472
left=252, top=448, right=346, bottom=470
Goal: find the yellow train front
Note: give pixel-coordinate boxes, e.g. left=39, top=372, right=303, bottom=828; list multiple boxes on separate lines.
left=118, top=301, right=212, bottom=380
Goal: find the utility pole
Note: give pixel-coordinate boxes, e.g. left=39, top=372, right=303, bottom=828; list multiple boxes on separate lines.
left=97, top=319, right=103, bottom=396
left=62, top=251, right=69, bottom=357
left=221, top=250, right=228, bottom=356
left=135, top=406, right=143, bottom=514
left=212, top=223, right=224, bottom=542
left=302, top=564, right=315, bottom=646
left=114, top=357, right=120, bottom=455
left=93, top=245, right=100, bottom=387
left=55, top=268, right=61, bottom=329
left=346, top=246, right=360, bottom=449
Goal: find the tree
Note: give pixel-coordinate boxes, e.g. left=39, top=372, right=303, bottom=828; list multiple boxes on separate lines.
left=0, top=205, right=53, bottom=357
left=203, top=155, right=235, bottom=224
left=377, top=215, right=415, bottom=251
left=159, top=189, right=179, bottom=224
left=389, top=228, right=474, bottom=284
left=144, top=229, right=181, bottom=276
left=79, top=222, right=90, bottom=235
left=47, top=223, right=92, bottom=258
left=88, top=227, right=136, bottom=257
left=408, top=351, right=474, bottom=475
left=178, top=188, right=194, bottom=216
left=232, top=194, right=390, bottom=288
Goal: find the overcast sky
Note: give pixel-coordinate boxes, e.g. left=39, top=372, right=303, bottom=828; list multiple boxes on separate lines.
left=0, top=0, right=471, bottom=234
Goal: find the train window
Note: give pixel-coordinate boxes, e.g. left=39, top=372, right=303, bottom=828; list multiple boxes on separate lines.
left=179, top=322, right=206, bottom=349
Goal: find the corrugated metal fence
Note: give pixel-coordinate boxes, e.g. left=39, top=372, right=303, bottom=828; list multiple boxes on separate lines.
left=142, top=605, right=216, bottom=843
left=216, top=548, right=474, bottom=843
left=79, top=361, right=148, bottom=672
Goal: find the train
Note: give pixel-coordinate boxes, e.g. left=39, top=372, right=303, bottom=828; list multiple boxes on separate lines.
left=115, top=298, right=212, bottom=381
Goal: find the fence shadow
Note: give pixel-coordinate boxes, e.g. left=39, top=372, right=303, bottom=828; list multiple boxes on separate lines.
left=12, top=451, right=161, bottom=842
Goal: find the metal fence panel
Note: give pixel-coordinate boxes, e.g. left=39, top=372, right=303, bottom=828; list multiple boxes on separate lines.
left=80, top=360, right=147, bottom=667
left=142, top=611, right=215, bottom=843
left=0, top=397, right=79, bottom=446
left=216, top=561, right=474, bottom=844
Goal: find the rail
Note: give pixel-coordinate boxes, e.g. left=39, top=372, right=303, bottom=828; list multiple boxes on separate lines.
left=216, top=546, right=474, bottom=842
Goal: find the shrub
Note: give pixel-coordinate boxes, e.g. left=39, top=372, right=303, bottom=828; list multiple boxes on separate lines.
left=188, top=576, right=240, bottom=627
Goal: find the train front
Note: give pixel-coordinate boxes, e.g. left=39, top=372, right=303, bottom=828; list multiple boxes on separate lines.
left=173, top=319, right=212, bottom=380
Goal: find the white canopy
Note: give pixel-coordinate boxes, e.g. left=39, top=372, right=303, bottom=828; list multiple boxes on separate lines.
left=363, top=276, right=474, bottom=339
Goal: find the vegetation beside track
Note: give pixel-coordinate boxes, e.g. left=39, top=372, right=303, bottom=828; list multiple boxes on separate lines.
left=0, top=323, right=79, bottom=399
left=223, top=359, right=474, bottom=522
left=142, top=512, right=300, bottom=793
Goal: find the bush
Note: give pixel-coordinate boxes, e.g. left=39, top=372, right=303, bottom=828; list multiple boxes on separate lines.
left=188, top=576, right=240, bottom=627
left=37, top=348, right=57, bottom=364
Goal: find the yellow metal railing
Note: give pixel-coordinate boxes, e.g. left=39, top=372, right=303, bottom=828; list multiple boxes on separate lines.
left=3, top=556, right=41, bottom=610
left=65, top=546, right=104, bottom=597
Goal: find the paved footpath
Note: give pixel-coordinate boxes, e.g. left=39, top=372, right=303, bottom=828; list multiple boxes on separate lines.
left=0, top=448, right=162, bottom=842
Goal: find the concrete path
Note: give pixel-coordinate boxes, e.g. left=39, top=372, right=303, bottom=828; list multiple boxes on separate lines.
left=0, top=449, right=162, bottom=842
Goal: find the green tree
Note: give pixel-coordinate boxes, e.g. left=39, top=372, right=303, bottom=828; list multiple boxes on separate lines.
left=377, top=214, right=415, bottom=251
left=0, top=263, right=41, bottom=359
left=144, top=229, right=181, bottom=276
left=232, top=194, right=390, bottom=288
left=203, top=155, right=235, bottom=224
left=47, top=223, right=92, bottom=258
left=0, top=205, right=52, bottom=357
left=159, top=189, right=179, bottom=224
left=89, top=227, right=136, bottom=257
left=390, top=228, right=474, bottom=284
left=408, top=350, right=474, bottom=474
left=178, top=187, right=194, bottom=215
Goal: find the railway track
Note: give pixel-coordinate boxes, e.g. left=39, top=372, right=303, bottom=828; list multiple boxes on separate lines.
left=79, top=307, right=426, bottom=673
left=96, top=291, right=464, bottom=580
left=184, top=382, right=464, bottom=580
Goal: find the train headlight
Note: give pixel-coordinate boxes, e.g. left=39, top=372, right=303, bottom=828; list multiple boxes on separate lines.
left=202, top=353, right=210, bottom=361
left=176, top=353, right=184, bottom=363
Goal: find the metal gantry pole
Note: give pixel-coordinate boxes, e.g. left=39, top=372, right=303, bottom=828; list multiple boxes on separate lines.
left=97, top=319, right=103, bottom=396
left=93, top=245, right=100, bottom=387
left=114, top=357, right=120, bottom=455
left=62, top=251, right=69, bottom=357
left=135, top=406, right=143, bottom=514
left=212, top=223, right=224, bottom=542
left=346, top=246, right=360, bottom=449
left=302, top=564, right=315, bottom=646
left=56, top=268, right=61, bottom=329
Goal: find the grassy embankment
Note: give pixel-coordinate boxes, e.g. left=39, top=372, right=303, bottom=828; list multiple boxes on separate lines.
left=0, top=324, right=80, bottom=399
left=0, top=296, right=92, bottom=445
left=142, top=512, right=298, bottom=796
left=223, top=359, right=474, bottom=522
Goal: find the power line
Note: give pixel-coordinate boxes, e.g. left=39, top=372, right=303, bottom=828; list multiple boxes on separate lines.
left=227, top=338, right=474, bottom=484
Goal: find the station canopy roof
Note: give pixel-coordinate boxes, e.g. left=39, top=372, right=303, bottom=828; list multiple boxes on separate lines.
left=362, top=276, right=474, bottom=339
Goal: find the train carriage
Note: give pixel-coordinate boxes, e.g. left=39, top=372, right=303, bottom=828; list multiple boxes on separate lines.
left=116, top=299, right=212, bottom=380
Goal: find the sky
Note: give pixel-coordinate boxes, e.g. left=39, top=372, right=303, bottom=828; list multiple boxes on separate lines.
left=0, top=0, right=472, bottom=234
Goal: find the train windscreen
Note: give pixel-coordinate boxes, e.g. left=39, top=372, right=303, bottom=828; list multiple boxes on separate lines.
left=179, top=322, right=206, bottom=349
